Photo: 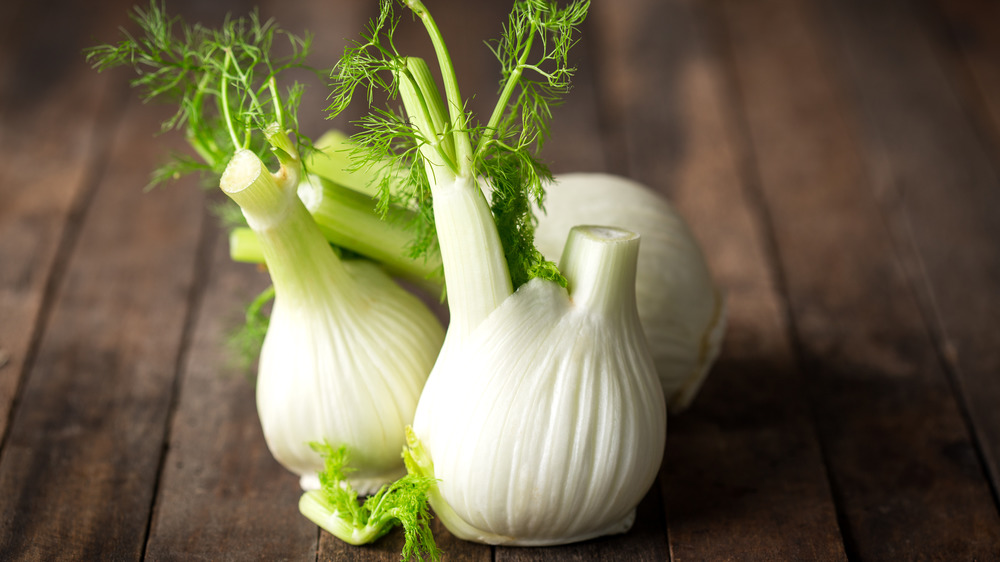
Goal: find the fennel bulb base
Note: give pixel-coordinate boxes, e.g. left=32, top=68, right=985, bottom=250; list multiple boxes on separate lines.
left=436, top=503, right=637, bottom=546
left=409, top=252, right=665, bottom=549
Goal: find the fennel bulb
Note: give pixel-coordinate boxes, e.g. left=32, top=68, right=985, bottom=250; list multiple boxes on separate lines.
left=220, top=149, right=445, bottom=494
left=228, top=166, right=726, bottom=415
left=410, top=226, right=666, bottom=545
left=535, top=174, right=727, bottom=413
left=88, top=4, right=448, bottom=549
left=327, top=0, right=664, bottom=549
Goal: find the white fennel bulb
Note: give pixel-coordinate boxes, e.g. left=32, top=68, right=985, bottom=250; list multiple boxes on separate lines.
left=410, top=226, right=666, bottom=546
left=220, top=149, right=445, bottom=494
left=534, top=173, right=727, bottom=413
left=324, top=0, right=663, bottom=549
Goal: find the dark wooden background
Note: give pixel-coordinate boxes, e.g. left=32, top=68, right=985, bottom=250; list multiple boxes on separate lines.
left=2, top=0, right=1000, bottom=559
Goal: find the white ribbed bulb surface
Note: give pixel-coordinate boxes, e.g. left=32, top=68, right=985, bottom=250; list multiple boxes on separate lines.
left=411, top=226, right=666, bottom=545
left=222, top=149, right=445, bottom=495
left=258, top=259, right=444, bottom=494
left=535, top=173, right=726, bottom=413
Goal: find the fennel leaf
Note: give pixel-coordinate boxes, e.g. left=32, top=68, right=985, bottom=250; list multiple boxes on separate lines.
left=87, top=2, right=323, bottom=371
left=85, top=0, right=319, bottom=188
left=329, top=0, right=589, bottom=289
left=300, top=442, right=441, bottom=562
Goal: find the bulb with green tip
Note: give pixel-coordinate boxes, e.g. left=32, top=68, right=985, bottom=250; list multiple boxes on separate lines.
left=299, top=442, right=441, bottom=561
left=220, top=147, right=445, bottom=495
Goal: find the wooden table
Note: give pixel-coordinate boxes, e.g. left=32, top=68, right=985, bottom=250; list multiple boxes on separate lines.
left=3, top=0, right=1000, bottom=559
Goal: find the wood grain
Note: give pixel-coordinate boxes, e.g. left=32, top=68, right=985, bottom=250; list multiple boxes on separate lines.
left=144, top=234, right=318, bottom=561
left=590, top=0, right=847, bottom=558
left=2, top=0, right=1000, bottom=559
left=835, top=0, right=1000, bottom=500
left=923, top=0, right=1000, bottom=158
left=716, top=0, right=1000, bottom=557
left=0, top=0, right=134, bottom=450
left=0, top=94, right=207, bottom=559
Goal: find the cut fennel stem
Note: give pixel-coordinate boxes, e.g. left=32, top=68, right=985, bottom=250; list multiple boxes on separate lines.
left=298, top=493, right=391, bottom=545
left=534, top=174, right=727, bottom=412
left=228, top=172, right=441, bottom=290
left=220, top=148, right=444, bottom=494
left=410, top=225, right=666, bottom=545
left=228, top=162, right=727, bottom=413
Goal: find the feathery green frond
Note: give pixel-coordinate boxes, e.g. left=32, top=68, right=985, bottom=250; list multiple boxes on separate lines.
left=481, top=0, right=589, bottom=155
left=327, top=0, right=403, bottom=116
left=85, top=0, right=319, bottom=185
left=329, top=0, right=588, bottom=289
left=299, top=442, right=441, bottom=561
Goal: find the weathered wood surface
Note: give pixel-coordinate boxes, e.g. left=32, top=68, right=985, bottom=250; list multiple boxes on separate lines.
left=716, top=0, right=1000, bottom=558
left=1, top=0, right=999, bottom=559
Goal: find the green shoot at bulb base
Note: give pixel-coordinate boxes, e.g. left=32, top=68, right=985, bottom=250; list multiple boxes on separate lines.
left=299, top=442, right=441, bottom=562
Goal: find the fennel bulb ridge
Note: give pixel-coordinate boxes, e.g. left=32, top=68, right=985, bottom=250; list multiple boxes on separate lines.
left=221, top=149, right=445, bottom=495
left=535, top=173, right=727, bottom=413
left=411, top=226, right=667, bottom=546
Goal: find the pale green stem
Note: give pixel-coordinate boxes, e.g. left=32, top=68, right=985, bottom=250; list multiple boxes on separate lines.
left=186, top=73, right=223, bottom=168
left=476, top=28, right=536, bottom=155
left=223, top=49, right=267, bottom=151
left=298, top=175, right=442, bottom=285
left=228, top=227, right=263, bottom=263
left=405, top=0, right=473, bottom=175
left=399, top=58, right=457, bottom=177
left=305, top=130, right=394, bottom=199
left=396, top=7, right=513, bottom=342
left=559, top=225, right=640, bottom=318
left=299, top=491, right=393, bottom=545
left=226, top=172, right=443, bottom=289
left=406, top=58, right=455, bottom=167
left=267, top=75, right=285, bottom=131
left=220, top=51, right=241, bottom=149
left=430, top=175, right=512, bottom=346
left=398, top=62, right=454, bottom=181
left=220, top=149, right=357, bottom=306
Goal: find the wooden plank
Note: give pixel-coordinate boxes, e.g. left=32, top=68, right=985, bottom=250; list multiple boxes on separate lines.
left=0, top=0, right=134, bottom=453
left=715, top=0, right=1000, bottom=557
left=0, top=73, right=207, bottom=562
left=922, top=0, right=1000, bottom=156
left=589, top=0, right=847, bottom=558
left=141, top=0, right=353, bottom=559
left=144, top=234, right=317, bottom=561
left=830, top=0, right=1000, bottom=499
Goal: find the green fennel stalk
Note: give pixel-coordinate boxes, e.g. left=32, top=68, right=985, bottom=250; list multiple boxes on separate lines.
left=329, top=0, right=588, bottom=343
left=85, top=1, right=443, bottom=358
